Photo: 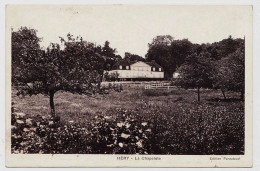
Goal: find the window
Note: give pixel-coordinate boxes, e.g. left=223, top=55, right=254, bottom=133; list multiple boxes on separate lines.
left=153, top=67, right=155, bottom=71
left=126, top=66, right=129, bottom=70
left=119, top=65, right=122, bottom=69
left=159, top=68, right=161, bottom=71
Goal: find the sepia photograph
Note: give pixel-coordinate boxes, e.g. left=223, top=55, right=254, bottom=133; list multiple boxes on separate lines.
left=5, top=5, right=253, bottom=167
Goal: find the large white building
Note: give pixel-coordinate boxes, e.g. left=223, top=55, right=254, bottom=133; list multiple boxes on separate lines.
left=109, top=60, right=164, bottom=80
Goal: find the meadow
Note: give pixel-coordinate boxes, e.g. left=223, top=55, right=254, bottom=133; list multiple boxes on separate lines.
left=11, top=85, right=244, bottom=154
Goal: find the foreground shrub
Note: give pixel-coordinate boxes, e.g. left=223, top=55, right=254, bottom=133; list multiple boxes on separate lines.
left=11, top=101, right=244, bottom=154
left=11, top=107, right=152, bottom=154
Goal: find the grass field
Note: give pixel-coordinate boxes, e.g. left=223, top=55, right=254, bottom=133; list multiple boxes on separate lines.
left=11, top=85, right=244, bottom=154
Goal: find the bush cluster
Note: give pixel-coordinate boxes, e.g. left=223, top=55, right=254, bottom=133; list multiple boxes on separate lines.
left=11, top=107, right=152, bottom=154
left=100, top=83, right=123, bottom=93
left=11, top=102, right=244, bottom=154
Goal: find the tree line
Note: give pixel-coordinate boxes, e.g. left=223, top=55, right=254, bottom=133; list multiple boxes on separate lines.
left=12, top=27, right=245, bottom=118
left=145, top=35, right=245, bottom=101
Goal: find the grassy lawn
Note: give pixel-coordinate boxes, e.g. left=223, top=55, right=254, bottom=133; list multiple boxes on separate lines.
left=11, top=85, right=244, bottom=154
left=12, top=86, right=242, bottom=122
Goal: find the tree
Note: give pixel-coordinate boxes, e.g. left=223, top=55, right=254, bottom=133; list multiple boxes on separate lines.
left=146, top=36, right=195, bottom=79
left=12, top=29, right=104, bottom=117
left=169, top=39, right=194, bottom=68
left=12, top=27, right=42, bottom=83
left=148, top=35, right=174, bottom=48
left=101, top=41, right=122, bottom=70
left=145, top=43, right=173, bottom=78
left=124, top=52, right=145, bottom=62
left=175, top=52, right=214, bottom=101
left=212, top=44, right=245, bottom=100
left=217, top=36, right=243, bottom=58
left=194, top=36, right=244, bottom=61
left=95, top=41, right=122, bottom=89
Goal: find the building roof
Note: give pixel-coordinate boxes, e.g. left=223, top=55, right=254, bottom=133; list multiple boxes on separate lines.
left=145, top=60, right=163, bottom=70
left=111, top=60, right=131, bottom=70
left=111, top=60, right=163, bottom=71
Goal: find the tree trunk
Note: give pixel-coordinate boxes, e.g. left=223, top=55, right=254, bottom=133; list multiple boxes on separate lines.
left=197, top=87, right=200, bottom=102
left=97, top=72, right=104, bottom=91
left=221, top=89, right=226, bottom=100
left=49, top=91, right=55, bottom=117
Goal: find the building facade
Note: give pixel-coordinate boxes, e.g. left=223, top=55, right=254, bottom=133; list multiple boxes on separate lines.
left=109, top=60, right=164, bottom=80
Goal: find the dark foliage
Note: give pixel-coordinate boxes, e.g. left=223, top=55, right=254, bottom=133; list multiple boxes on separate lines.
left=101, top=41, right=122, bottom=71
left=103, top=71, right=119, bottom=82
left=212, top=44, right=245, bottom=100
left=124, top=52, right=145, bottom=62
left=12, top=28, right=106, bottom=116
left=174, top=52, right=214, bottom=101
left=146, top=35, right=244, bottom=80
left=11, top=101, right=244, bottom=155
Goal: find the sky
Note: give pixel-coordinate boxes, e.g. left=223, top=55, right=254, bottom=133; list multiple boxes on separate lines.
left=7, top=5, right=251, bottom=57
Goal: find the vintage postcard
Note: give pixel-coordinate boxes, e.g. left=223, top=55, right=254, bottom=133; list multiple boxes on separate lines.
left=5, top=5, right=253, bottom=167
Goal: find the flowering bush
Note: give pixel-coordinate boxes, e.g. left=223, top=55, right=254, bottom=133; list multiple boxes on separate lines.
left=11, top=100, right=244, bottom=154
left=11, top=107, right=153, bottom=154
